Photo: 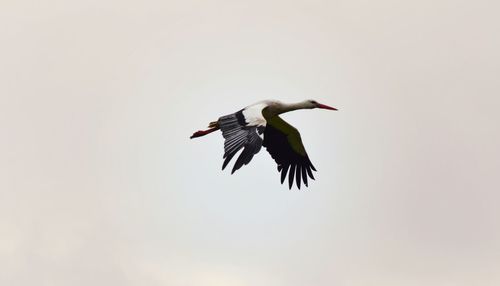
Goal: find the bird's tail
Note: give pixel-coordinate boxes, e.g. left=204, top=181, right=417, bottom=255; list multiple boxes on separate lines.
left=208, top=121, right=218, bottom=128
left=190, top=121, right=219, bottom=139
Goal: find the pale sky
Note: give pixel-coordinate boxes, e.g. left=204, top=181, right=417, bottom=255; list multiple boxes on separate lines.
left=1, top=0, right=499, bottom=285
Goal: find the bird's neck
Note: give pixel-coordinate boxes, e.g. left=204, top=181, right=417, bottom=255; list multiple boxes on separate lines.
left=277, top=101, right=309, bottom=114
left=262, top=101, right=311, bottom=118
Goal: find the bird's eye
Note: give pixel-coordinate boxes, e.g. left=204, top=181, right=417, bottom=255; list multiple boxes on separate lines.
left=310, top=100, right=317, bottom=104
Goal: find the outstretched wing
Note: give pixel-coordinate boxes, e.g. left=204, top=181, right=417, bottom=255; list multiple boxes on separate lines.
left=263, top=116, right=316, bottom=189
left=218, top=110, right=265, bottom=174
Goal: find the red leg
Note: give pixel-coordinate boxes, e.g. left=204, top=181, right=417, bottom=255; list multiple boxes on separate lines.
left=190, top=127, right=219, bottom=139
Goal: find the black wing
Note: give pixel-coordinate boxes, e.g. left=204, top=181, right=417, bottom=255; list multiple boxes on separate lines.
left=263, top=116, right=316, bottom=189
left=218, top=110, right=265, bottom=174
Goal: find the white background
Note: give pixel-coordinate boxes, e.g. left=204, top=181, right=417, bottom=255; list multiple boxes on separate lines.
left=1, top=0, right=499, bottom=285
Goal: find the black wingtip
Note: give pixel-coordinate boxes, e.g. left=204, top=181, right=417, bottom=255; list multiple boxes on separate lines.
left=302, top=166, right=308, bottom=187
left=296, top=166, right=301, bottom=190
left=288, top=165, right=296, bottom=190
left=222, top=159, right=229, bottom=171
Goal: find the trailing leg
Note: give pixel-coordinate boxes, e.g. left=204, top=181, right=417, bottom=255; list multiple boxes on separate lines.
left=190, top=121, right=219, bottom=139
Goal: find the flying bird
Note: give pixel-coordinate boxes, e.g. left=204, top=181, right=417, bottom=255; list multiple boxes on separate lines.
left=190, top=100, right=337, bottom=189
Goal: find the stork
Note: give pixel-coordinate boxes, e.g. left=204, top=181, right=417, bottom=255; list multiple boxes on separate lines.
left=190, top=100, right=337, bottom=189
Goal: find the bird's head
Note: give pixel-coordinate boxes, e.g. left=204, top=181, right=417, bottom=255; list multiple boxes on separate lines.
left=306, top=99, right=338, bottom=110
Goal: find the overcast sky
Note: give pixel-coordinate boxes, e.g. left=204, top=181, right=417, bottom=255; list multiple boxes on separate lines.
left=1, top=0, right=499, bottom=285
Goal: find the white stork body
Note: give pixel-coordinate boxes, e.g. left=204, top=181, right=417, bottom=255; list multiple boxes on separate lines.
left=241, top=101, right=269, bottom=127
left=190, top=100, right=337, bottom=189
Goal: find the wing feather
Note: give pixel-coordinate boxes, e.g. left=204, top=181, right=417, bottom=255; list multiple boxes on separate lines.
left=288, top=164, right=296, bottom=189
left=218, top=110, right=265, bottom=173
left=301, top=166, right=308, bottom=187
left=262, top=115, right=317, bottom=189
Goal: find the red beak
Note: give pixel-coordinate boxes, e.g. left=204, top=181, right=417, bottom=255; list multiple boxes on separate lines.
left=316, top=103, right=338, bottom=110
